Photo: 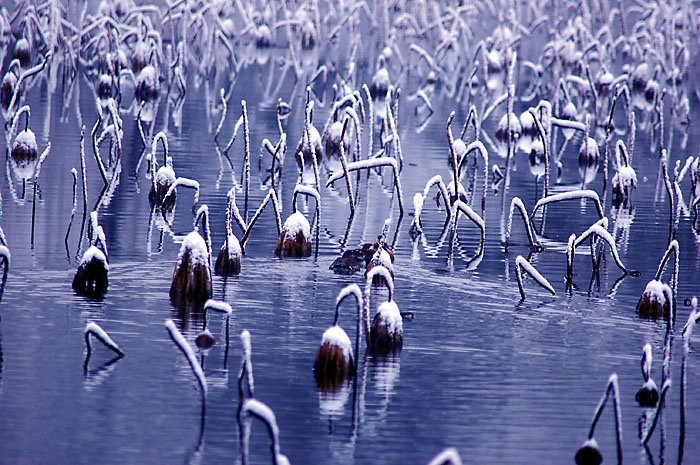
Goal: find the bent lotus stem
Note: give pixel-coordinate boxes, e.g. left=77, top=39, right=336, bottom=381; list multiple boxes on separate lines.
left=585, top=373, right=623, bottom=465
left=0, top=245, right=10, bottom=282
left=461, top=104, right=480, bottom=142
left=530, top=190, right=604, bottom=221
left=339, top=118, right=355, bottom=216
left=165, top=319, right=208, bottom=398
left=326, top=157, right=404, bottom=216
left=242, top=100, right=250, bottom=223
left=240, top=398, right=288, bottom=465
left=85, top=322, right=124, bottom=358
left=661, top=149, right=675, bottom=243
left=455, top=141, right=490, bottom=216
left=447, top=112, right=459, bottom=201
left=422, top=174, right=452, bottom=219
left=241, top=188, right=282, bottom=250
left=364, top=266, right=394, bottom=343
left=505, top=197, right=539, bottom=248
left=447, top=200, right=485, bottom=267
left=427, top=447, right=463, bottom=465
left=194, top=204, right=213, bottom=282
left=655, top=239, right=679, bottom=320
left=163, top=177, right=200, bottom=209
left=573, top=223, right=627, bottom=274
left=514, top=255, right=555, bottom=300
left=336, top=283, right=363, bottom=370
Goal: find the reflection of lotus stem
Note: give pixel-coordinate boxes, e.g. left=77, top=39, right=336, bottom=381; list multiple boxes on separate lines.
left=241, top=188, right=282, bottom=249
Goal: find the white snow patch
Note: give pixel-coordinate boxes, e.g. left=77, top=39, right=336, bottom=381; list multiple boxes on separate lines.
left=13, top=129, right=37, bottom=153
left=376, top=300, right=403, bottom=336
left=156, top=165, right=176, bottom=186
left=282, top=211, right=310, bottom=240
left=80, top=245, right=109, bottom=269
left=177, top=231, right=209, bottom=266
left=320, top=325, right=352, bottom=362
left=642, top=279, right=670, bottom=304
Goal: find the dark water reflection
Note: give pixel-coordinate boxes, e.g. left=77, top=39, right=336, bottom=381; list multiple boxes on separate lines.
left=1, top=16, right=700, bottom=465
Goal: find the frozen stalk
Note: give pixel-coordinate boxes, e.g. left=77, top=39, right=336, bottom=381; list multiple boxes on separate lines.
left=165, top=319, right=208, bottom=397
left=84, top=322, right=124, bottom=358
left=575, top=373, right=622, bottom=465
left=446, top=200, right=485, bottom=266
left=241, top=188, right=282, bottom=250
left=505, top=197, right=539, bottom=249
left=514, top=255, right=555, bottom=300
left=530, top=190, right=604, bottom=221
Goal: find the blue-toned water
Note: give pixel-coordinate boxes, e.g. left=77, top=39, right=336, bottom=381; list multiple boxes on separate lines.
left=1, top=2, right=700, bottom=464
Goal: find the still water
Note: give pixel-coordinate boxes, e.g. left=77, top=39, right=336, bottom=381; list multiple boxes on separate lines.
left=1, top=4, right=700, bottom=465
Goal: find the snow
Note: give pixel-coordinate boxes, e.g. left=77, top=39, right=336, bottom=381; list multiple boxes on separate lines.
left=80, top=245, right=109, bottom=269
left=642, top=343, right=653, bottom=380
left=580, top=137, right=599, bottom=159
left=642, top=280, right=670, bottom=305
left=328, top=121, right=343, bottom=141
left=177, top=231, right=209, bottom=267
left=377, top=249, right=393, bottom=271
left=453, top=138, right=467, bottom=159
left=326, top=157, right=399, bottom=185
left=137, top=65, right=158, bottom=88
left=613, top=165, right=637, bottom=189
left=226, top=235, right=242, bottom=255
left=497, top=112, right=522, bottom=138
left=427, top=448, right=463, bottom=465
left=13, top=129, right=37, bottom=153
left=365, top=265, right=394, bottom=299
left=156, top=165, right=176, bottom=186
left=515, top=255, right=555, bottom=296
left=532, top=189, right=604, bottom=219
left=165, top=319, right=208, bottom=396
left=376, top=300, right=403, bottom=335
left=413, top=193, right=424, bottom=218
left=241, top=398, right=282, bottom=448
left=336, top=284, right=363, bottom=309
left=204, top=299, right=233, bottom=315
left=282, top=211, right=311, bottom=240
left=85, top=322, right=123, bottom=356
left=453, top=200, right=485, bottom=231
left=320, top=325, right=352, bottom=362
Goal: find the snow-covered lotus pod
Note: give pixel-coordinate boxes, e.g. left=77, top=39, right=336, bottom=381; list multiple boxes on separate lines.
left=314, top=325, right=353, bottom=392
left=13, top=37, right=30, bottom=68
left=215, top=234, right=242, bottom=275
left=691, top=157, right=700, bottom=198
left=595, top=69, right=614, bottom=97
left=315, top=284, right=363, bottom=390
left=578, top=137, right=599, bottom=184
left=130, top=39, right=151, bottom=74
left=295, top=124, right=323, bottom=184
left=485, top=49, right=504, bottom=91
left=517, top=110, right=537, bottom=153
left=365, top=246, right=394, bottom=286
left=255, top=23, right=272, bottom=48
left=1, top=70, right=17, bottom=110
left=528, top=138, right=546, bottom=177
left=135, top=64, right=159, bottom=102
left=148, top=132, right=175, bottom=203
left=370, top=61, right=390, bottom=102
left=10, top=128, right=38, bottom=180
left=97, top=74, right=113, bottom=100
left=323, top=120, right=349, bottom=171
left=559, top=101, right=578, bottom=140
left=366, top=266, right=402, bottom=354
left=575, top=373, right=622, bottom=465
left=170, top=230, right=212, bottom=305
left=612, top=165, right=637, bottom=202
left=494, top=112, right=521, bottom=158
left=73, top=245, right=109, bottom=298
left=275, top=211, right=312, bottom=258
left=636, top=279, right=671, bottom=319
left=449, top=138, right=467, bottom=169
left=635, top=343, right=659, bottom=407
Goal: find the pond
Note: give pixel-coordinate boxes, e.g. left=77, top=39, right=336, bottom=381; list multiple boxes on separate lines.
left=0, top=1, right=699, bottom=464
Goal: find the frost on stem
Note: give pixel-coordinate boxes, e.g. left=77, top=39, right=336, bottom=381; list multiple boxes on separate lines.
left=240, top=398, right=290, bottom=465
left=530, top=190, right=604, bottom=221
left=326, top=157, right=404, bottom=216
left=427, top=448, right=463, bottom=465
left=446, top=200, right=485, bottom=267
left=572, top=221, right=627, bottom=274
left=84, top=322, right=124, bottom=358
left=241, top=188, right=282, bottom=252
left=575, top=373, right=622, bottom=465
left=505, top=197, right=539, bottom=249
left=514, top=255, right=555, bottom=300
